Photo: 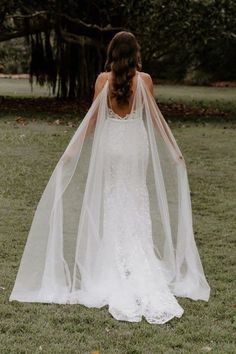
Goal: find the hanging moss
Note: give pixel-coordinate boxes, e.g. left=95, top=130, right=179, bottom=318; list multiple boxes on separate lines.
left=28, top=28, right=104, bottom=99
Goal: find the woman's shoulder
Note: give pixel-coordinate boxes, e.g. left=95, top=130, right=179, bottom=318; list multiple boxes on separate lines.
left=93, top=72, right=109, bottom=96
left=95, top=70, right=152, bottom=82
left=95, top=71, right=108, bottom=86
left=93, top=70, right=154, bottom=95
left=139, top=71, right=154, bottom=94
left=139, top=71, right=153, bottom=83
left=97, top=71, right=109, bottom=79
left=96, top=70, right=152, bottom=80
left=92, top=72, right=109, bottom=101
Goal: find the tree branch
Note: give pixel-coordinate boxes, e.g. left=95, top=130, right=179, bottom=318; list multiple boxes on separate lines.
left=0, top=22, right=54, bottom=42
left=60, top=30, right=100, bottom=47
left=59, top=13, right=125, bottom=38
left=0, top=11, right=125, bottom=42
left=5, top=11, right=48, bottom=20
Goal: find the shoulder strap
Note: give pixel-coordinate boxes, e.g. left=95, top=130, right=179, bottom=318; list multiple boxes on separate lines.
left=107, top=72, right=113, bottom=110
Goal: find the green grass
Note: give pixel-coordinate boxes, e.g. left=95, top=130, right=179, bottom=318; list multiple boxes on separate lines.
left=0, top=113, right=235, bottom=353
left=0, top=78, right=53, bottom=97
left=154, top=84, right=236, bottom=114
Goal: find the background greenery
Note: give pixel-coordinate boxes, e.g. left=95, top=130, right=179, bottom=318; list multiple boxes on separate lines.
left=0, top=0, right=236, bottom=98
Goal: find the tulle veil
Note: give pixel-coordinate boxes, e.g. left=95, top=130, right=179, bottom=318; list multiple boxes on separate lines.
left=9, top=72, right=210, bottom=303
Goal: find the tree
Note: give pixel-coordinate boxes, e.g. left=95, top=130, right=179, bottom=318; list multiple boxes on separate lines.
left=0, top=0, right=235, bottom=98
left=0, top=0, right=129, bottom=99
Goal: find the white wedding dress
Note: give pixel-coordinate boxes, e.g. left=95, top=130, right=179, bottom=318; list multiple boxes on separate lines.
left=9, top=72, right=210, bottom=324
left=76, top=106, right=184, bottom=323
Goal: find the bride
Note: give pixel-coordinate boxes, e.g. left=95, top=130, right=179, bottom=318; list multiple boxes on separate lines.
left=9, top=31, right=210, bottom=324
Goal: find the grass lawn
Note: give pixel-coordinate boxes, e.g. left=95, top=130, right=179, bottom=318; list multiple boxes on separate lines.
left=154, top=84, right=236, bottom=114
left=0, top=110, right=235, bottom=353
left=0, top=78, right=53, bottom=97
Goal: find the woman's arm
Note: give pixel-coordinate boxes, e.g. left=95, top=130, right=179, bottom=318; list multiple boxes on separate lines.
left=84, top=72, right=107, bottom=139
left=143, top=73, right=184, bottom=162
left=61, top=73, right=107, bottom=163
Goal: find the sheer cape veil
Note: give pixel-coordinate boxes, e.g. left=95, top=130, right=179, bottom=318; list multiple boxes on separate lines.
left=9, top=72, right=210, bottom=303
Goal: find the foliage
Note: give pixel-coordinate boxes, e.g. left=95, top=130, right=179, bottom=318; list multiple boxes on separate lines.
left=0, top=38, right=30, bottom=73
left=0, top=0, right=236, bottom=97
left=0, top=0, right=130, bottom=98
left=132, top=0, right=236, bottom=82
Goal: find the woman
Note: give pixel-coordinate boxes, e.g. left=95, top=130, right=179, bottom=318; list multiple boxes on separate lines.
left=10, top=31, right=210, bottom=324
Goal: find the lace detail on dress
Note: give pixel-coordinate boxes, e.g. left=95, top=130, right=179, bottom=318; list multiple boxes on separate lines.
left=107, top=107, right=141, bottom=121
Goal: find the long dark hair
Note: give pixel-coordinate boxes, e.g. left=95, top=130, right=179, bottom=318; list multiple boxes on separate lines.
left=104, top=31, right=142, bottom=106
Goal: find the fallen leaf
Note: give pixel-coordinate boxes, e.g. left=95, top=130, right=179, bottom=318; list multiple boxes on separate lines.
left=16, top=116, right=28, bottom=125
left=201, top=346, right=212, bottom=352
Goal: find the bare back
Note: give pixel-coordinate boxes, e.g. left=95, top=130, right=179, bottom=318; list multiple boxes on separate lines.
left=93, top=71, right=154, bottom=117
left=107, top=71, right=139, bottom=118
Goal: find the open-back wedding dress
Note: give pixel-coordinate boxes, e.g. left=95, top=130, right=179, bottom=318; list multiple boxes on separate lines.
left=9, top=72, right=210, bottom=324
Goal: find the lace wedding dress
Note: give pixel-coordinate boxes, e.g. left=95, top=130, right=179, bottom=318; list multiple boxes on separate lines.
left=76, top=105, right=184, bottom=323
left=9, top=72, right=210, bottom=324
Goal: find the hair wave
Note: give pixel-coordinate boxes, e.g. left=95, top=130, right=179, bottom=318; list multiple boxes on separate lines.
left=104, top=31, right=142, bottom=105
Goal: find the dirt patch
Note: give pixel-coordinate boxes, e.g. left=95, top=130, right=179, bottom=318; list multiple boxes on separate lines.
left=210, top=81, right=236, bottom=88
